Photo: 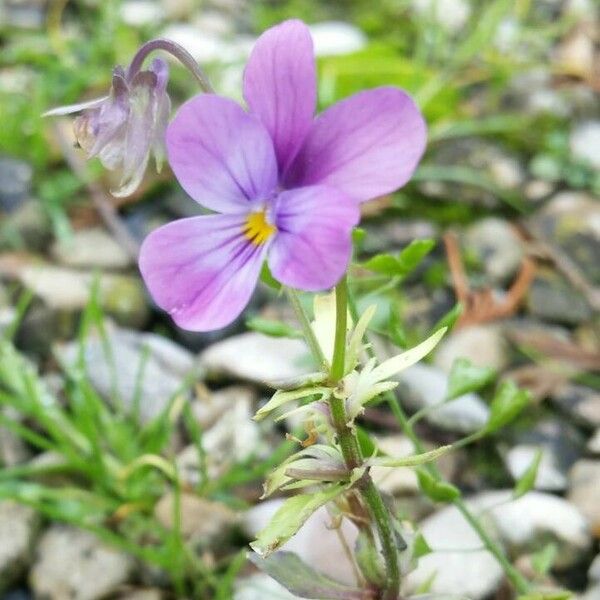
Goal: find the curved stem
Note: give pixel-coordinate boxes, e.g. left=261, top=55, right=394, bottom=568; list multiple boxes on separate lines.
left=346, top=289, right=531, bottom=595
left=127, top=38, right=214, bottom=93
left=330, top=278, right=401, bottom=600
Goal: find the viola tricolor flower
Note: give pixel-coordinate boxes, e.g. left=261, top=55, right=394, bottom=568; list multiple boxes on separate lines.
left=46, top=58, right=171, bottom=197
left=139, top=19, right=426, bottom=331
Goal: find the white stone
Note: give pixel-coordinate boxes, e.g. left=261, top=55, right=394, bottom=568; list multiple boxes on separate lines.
left=200, top=332, right=310, bottom=385
left=0, top=501, right=39, bottom=590
left=506, top=444, right=567, bottom=491
left=399, top=363, right=490, bottom=434
left=434, top=324, right=508, bottom=373
left=30, top=526, right=135, bottom=600
left=160, top=25, right=253, bottom=63
left=406, top=490, right=592, bottom=598
left=570, top=121, right=600, bottom=171
left=371, top=435, right=419, bottom=494
left=120, top=0, right=164, bottom=26
left=308, top=22, right=367, bottom=56
left=412, top=0, right=471, bottom=33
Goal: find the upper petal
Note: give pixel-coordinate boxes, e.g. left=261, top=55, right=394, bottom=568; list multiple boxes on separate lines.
left=243, top=19, right=316, bottom=175
left=167, top=94, right=278, bottom=214
left=139, top=214, right=266, bottom=331
left=268, top=185, right=360, bottom=291
left=285, top=87, right=427, bottom=203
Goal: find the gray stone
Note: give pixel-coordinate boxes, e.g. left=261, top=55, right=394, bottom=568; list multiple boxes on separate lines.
left=464, top=218, right=524, bottom=284
left=531, top=193, right=600, bottom=285
left=578, top=585, right=600, bottom=600
left=10, top=262, right=149, bottom=327
left=503, top=419, right=584, bottom=492
left=0, top=200, right=52, bottom=252
left=589, top=553, right=600, bottom=583
left=434, top=324, right=509, bottom=373
left=56, top=326, right=197, bottom=422
left=200, top=332, right=310, bottom=386
left=406, top=490, right=591, bottom=598
left=30, top=526, right=135, bottom=600
left=567, top=460, right=600, bottom=539
left=398, top=363, right=490, bottom=434
left=51, top=227, right=131, bottom=269
left=527, top=269, right=592, bottom=325
left=0, top=156, right=32, bottom=212
left=0, top=501, right=40, bottom=593
left=551, top=384, right=600, bottom=428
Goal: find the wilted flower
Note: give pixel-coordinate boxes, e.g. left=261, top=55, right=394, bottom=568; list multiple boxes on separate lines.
left=45, top=58, right=171, bottom=197
left=139, top=19, right=426, bottom=331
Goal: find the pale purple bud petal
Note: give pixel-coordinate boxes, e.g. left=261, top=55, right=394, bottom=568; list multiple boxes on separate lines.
left=45, top=59, right=171, bottom=197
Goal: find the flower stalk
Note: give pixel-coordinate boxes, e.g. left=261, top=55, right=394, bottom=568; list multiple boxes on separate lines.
left=127, top=38, right=214, bottom=93
left=328, top=276, right=401, bottom=600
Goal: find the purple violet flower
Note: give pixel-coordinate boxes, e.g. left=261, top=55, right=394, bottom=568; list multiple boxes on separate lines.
left=139, top=19, right=427, bottom=332
left=46, top=58, right=171, bottom=197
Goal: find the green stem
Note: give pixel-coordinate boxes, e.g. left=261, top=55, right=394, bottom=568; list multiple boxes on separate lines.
left=330, top=278, right=348, bottom=381
left=346, top=291, right=530, bottom=595
left=285, top=287, right=328, bottom=372
left=330, top=278, right=401, bottom=600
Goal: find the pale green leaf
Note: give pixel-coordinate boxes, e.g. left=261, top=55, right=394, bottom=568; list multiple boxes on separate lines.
left=368, top=445, right=452, bottom=468
left=371, top=328, right=447, bottom=383
left=254, top=387, right=329, bottom=421
left=250, top=484, right=347, bottom=557
left=513, top=448, right=543, bottom=499
left=486, top=380, right=530, bottom=433
left=416, top=468, right=460, bottom=502
left=447, top=358, right=495, bottom=400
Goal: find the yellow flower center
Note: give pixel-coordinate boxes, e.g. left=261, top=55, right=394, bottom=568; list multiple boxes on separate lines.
left=244, top=209, right=276, bottom=246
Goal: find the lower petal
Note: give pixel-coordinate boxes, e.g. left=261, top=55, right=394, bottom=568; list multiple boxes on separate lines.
left=268, top=185, right=359, bottom=291
left=139, top=214, right=266, bottom=331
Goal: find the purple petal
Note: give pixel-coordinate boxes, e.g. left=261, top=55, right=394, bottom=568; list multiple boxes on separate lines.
left=268, top=185, right=359, bottom=291
left=167, top=94, right=278, bottom=214
left=139, top=213, right=267, bottom=331
left=285, top=87, right=427, bottom=203
left=243, top=19, right=316, bottom=175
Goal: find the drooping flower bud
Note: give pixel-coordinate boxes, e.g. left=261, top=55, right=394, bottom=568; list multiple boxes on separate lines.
left=45, top=58, right=171, bottom=197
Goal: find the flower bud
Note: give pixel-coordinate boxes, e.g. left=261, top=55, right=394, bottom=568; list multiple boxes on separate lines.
left=45, top=58, right=171, bottom=197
